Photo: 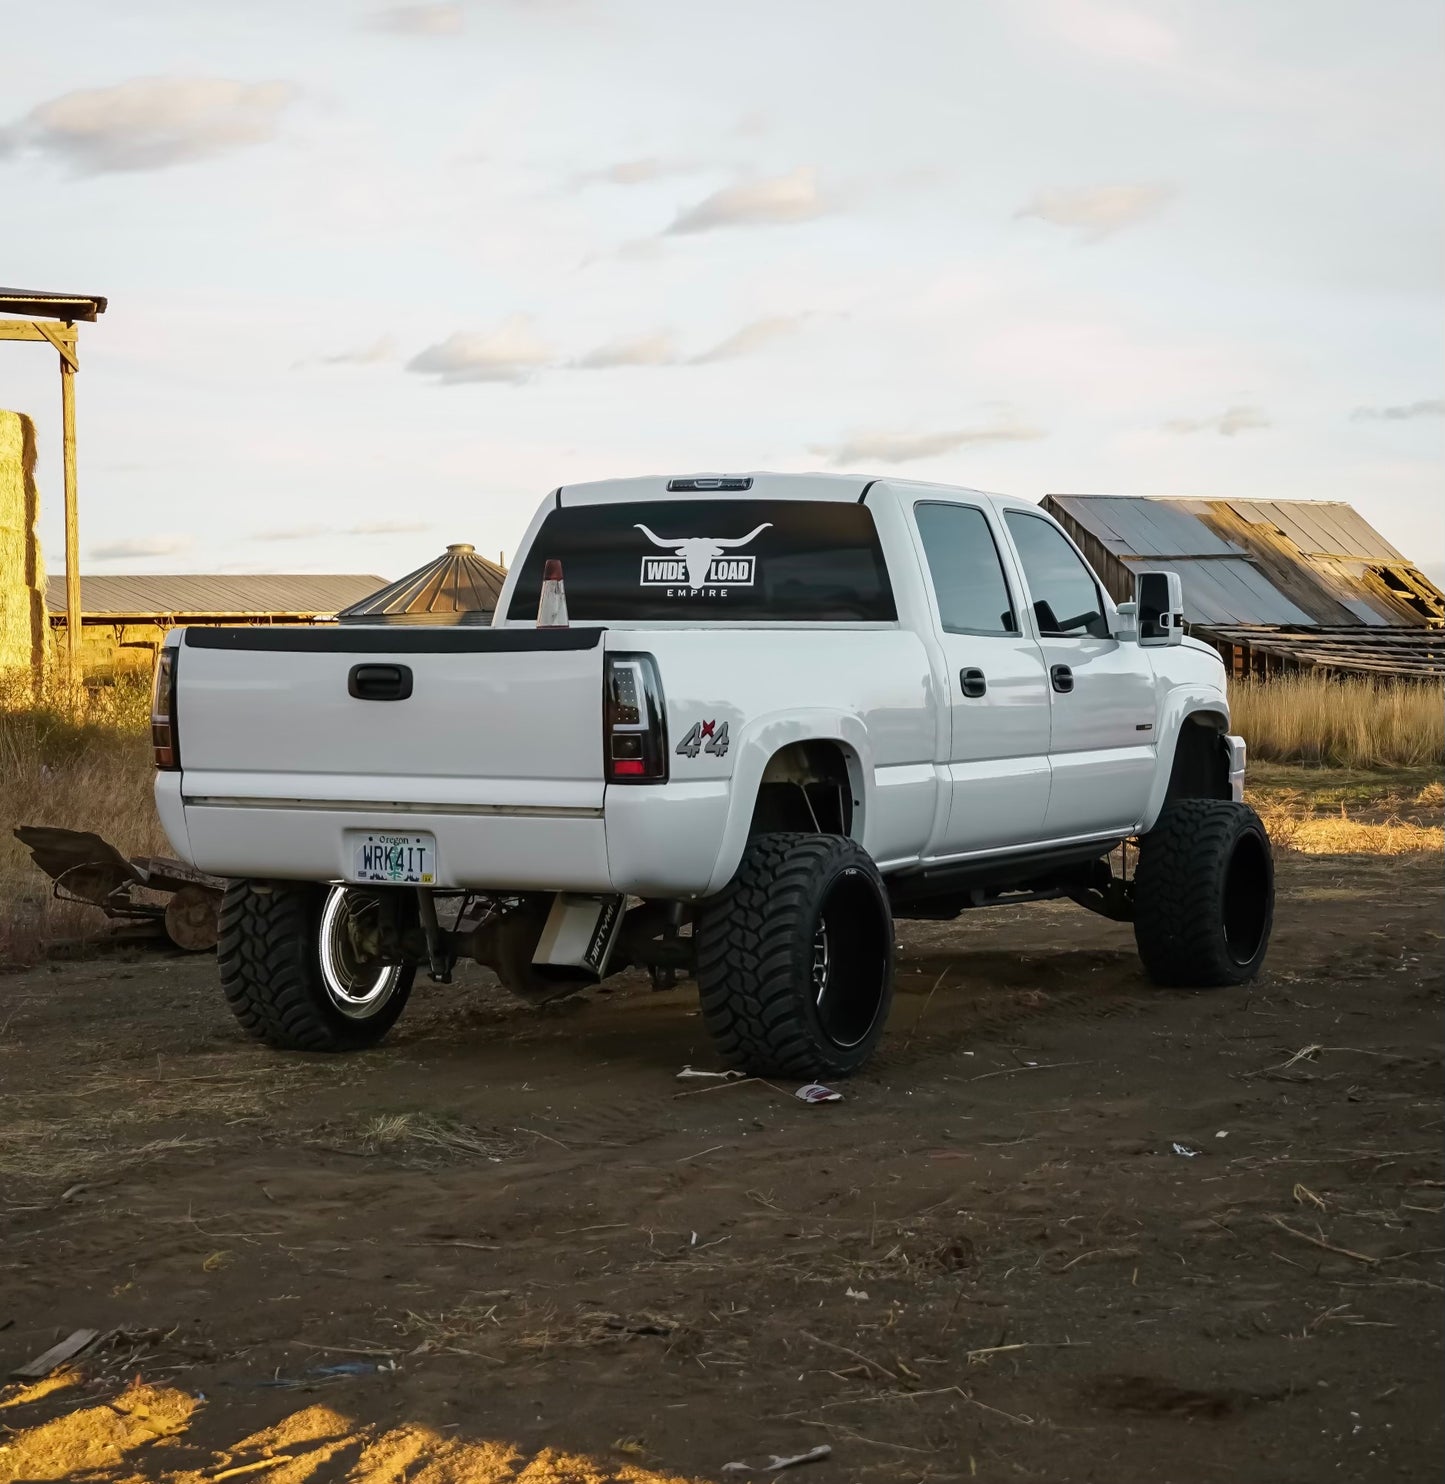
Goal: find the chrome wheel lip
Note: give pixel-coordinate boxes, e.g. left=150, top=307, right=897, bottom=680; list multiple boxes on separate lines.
left=811, top=922, right=831, bottom=1004
left=318, top=887, right=403, bottom=1020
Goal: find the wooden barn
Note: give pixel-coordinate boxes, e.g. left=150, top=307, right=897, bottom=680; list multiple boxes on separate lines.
left=1043, top=494, right=1445, bottom=679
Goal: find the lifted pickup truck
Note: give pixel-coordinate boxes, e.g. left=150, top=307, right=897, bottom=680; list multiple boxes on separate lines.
left=152, top=473, right=1273, bottom=1076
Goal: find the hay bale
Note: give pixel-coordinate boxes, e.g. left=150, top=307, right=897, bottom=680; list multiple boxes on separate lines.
left=0, top=408, right=50, bottom=689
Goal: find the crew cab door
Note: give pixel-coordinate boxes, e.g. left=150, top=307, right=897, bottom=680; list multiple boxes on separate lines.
left=1001, top=509, right=1156, bottom=837
left=911, top=500, right=1052, bottom=853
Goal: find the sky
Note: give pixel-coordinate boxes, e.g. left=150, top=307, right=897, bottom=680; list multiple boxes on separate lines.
left=1, top=0, right=1441, bottom=585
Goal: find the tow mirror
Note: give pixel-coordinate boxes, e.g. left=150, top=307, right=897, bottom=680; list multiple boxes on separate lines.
left=1136, top=570, right=1184, bottom=647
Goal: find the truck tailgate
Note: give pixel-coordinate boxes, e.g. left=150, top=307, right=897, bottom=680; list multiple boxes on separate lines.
left=176, top=626, right=605, bottom=807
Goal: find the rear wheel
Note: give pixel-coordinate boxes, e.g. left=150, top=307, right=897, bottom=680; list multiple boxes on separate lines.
left=695, top=832, right=894, bottom=1079
left=1133, top=799, right=1274, bottom=987
left=217, top=882, right=414, bottom=1051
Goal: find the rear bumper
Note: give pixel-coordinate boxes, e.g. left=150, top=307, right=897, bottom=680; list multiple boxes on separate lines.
left=156, top=772, right=732, bottom=898
left=176, top=797, right=611, bottom=893
left=1226, top=733, right=1246, bottom=804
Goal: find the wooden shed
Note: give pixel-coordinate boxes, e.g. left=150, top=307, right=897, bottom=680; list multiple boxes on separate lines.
left=1043, top=494, right=1444, bottom=679
left=46, top=572, right=386, bottom=674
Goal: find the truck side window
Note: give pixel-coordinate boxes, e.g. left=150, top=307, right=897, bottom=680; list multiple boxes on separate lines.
left=913, top=502, right=1018, bottom=635
left=1003, top=512, right=1111, bottom=639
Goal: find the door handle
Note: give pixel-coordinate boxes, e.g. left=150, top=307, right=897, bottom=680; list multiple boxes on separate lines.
left=1050, top=664, right=1074, bottom=694
left=959, top=667, right=987, bottom=698
left=348, top=663, right=413, bottom=701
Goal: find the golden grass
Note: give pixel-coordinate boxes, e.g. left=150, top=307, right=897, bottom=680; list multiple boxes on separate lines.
left=0, top=1390, right=702, bottom=1484
left=1255, top=802, right=1443, bottom=856
left=1230, top=674, right=1444, bottom=768
left=1247, top=759, right=1443, bottom=856
left=0, top=672, right=167, bottom=964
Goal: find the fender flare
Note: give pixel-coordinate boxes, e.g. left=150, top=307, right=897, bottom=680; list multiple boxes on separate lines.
left=703, top=709, right=874, bottom=895
left=1138, top=686, right=1230, bottom=833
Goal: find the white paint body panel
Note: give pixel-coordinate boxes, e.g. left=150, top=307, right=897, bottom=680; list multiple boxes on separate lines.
left=158, top=474, right=1235, bottom=897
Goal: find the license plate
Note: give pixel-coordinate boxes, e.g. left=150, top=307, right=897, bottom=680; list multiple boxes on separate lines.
left=348, top=831, right=436, bottom=885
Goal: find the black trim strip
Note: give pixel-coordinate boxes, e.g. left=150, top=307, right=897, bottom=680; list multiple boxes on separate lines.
left=183, top=626, right=604, bottom=654
left=552, top=486, right=562, bottom=509
left=857, top=479, right=878, bottom=504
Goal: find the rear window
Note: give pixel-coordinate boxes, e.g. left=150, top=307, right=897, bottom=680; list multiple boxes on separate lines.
left=506, top=500, right=897, bottom=622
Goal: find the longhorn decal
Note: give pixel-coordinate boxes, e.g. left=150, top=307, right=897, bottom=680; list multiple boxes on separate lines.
left=634, top=523, right=772, bottom=591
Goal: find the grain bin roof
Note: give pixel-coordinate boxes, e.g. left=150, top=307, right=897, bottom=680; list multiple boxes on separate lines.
left=46, top=573, right=385, bottom=621
left=337, top=544, right=506, bottom=624
left=0, top=287, right=108, bottom=321
left=1044, top=494, right=1445, bottom=629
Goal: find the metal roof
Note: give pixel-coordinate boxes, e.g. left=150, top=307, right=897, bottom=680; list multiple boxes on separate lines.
left=46, top=573, right=386, bottom=621
left=337, top=544, right=506, bottom=624
left=1044, top=494, right=1444, bottom=630
left=0, top=286, right=108, bottom=321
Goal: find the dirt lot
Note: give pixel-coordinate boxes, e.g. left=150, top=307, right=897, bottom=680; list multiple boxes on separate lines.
left=1, top=849, right=1441, bottom=1484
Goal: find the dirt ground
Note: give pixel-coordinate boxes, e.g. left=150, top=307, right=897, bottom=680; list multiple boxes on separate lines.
left=1, top=850, right=1441, bottom=1484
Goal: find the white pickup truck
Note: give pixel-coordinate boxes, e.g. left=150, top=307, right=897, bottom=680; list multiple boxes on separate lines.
left=152, top=473, right=1273, bottom=1077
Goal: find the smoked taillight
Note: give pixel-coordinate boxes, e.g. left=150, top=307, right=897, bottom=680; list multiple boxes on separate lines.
left=151, top=645, right=180, bottom=770
left=604, top=653, right=667, bottom=784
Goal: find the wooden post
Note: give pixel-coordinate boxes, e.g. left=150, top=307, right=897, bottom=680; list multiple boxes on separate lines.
left=60, top=350, right=81, bottom=684
left=13, top=317, right=85, bottom=686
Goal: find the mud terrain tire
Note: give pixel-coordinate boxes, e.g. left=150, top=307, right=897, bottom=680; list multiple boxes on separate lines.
left=1133, top=799, right=1274, bottom=988
left=696, top=832, right=894, bottom=1079
left=217, top=881, right=413, bottom=1051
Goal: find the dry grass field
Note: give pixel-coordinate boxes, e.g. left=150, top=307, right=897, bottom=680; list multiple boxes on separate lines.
left=1230, top=673, right=1443, bottom=768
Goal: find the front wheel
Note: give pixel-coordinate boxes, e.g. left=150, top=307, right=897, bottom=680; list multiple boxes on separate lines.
left=1133, top=799, right=1274, bottom=988
left=695, top=833, right=895, bottom=1079
left=217, top=882, right=414, bottom=1051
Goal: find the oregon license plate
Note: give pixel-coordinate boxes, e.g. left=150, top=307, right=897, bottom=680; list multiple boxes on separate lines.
left=348, top=831, right=436, bottom=885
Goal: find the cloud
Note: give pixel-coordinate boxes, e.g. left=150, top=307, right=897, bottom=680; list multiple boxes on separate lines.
left=812, top=419, right=1046, bottom=466
left=90, top=534, right=195, bottom=561
left=1351, top=399, right=1445, bottom=422
left=407, top=317, right=553, bottom=384
left=1030, top=0, right=1181, bottom=67
left=667, top=167, right=829, bottom=234
left=366, top=4, right=465, bottom=34
left=254, top=525, right=327, bottom=542
left=690, top=315, right=809, bottom=364
left=4, top=77, right=298, bottom=174
left=1163, top=404, right=1271, bottom=436
left=295, top=335, right=398, bottom=369
left=574, top=332, right=678, bottom=369
left=577, top=157, right=703, bottom=187
left=254, top=520, right=432, bottom=541
left=1015, top=183, right=1174, bottom=241
left=349, top=520, right=432, bottom=535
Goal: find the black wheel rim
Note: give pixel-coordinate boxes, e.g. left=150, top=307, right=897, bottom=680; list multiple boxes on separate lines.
left=812, top=870, right=889, bottom=1049
left=1222, top=828, right=1271, bottom=965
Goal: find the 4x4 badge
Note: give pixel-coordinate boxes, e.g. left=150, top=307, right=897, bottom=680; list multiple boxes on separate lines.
left=676, top=720, right=730, bottom=758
